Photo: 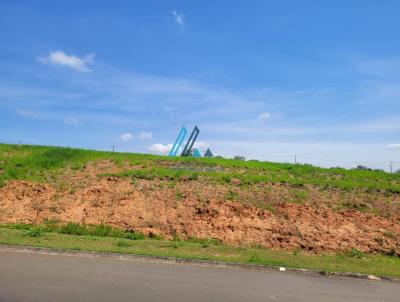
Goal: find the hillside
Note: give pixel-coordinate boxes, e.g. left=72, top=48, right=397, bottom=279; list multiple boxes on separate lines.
left=0, top=144, right=399, bottom=256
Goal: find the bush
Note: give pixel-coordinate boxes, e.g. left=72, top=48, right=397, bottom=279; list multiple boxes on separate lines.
left=59, top=222, right=88, bottom=235
left=90, top=224, right=114, bottom=237
left=123, top=232, right=145, bottom=240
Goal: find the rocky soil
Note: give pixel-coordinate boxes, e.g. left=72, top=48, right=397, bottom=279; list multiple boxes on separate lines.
left=1, top=161, right=399, bottom=255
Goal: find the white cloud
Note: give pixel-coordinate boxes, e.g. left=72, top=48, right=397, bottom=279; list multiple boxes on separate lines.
left=170, top=10, right=184, bottom=26
left=149, top=143, right=172, bottom=154
left=137, top=131, right=153, bottom=140
left=38, top=51, right=95, bottom=72
left=119, top=132, right=134, bottom=141
left=386, top=144, right=400, bottom=151
left=193, top=141, right=210, bottom=149
left=258, top=111, right=271, bottom=120
left=64, top=117, right=81, bottom=125
left=355, top=58, right=400, bottom=77
left=17, top=109, right=41, bottom=119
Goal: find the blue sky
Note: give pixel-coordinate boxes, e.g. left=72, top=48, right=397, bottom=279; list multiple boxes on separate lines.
left=1, top=1, right=399, bottom=170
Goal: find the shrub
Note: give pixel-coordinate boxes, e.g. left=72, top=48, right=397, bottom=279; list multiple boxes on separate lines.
left=90, top=224, right=114, bottom=237
left=123, top=232, right=145, bottom=240
left=59, top=222, right=88, bottom=235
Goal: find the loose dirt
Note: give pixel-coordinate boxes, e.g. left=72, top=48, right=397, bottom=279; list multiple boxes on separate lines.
left=1, top=161, right=399, bottom=255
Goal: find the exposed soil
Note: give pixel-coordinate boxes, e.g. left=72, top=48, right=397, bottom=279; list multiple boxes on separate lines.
left=1, top=161, right=399, bottom=255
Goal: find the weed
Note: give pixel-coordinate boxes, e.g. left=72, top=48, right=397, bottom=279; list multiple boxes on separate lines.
left=90, top=224, right=114, bottom=237
left=9, top=223, right=33, bottom=230
left=175, top=190, right=183, bottom=201
left=383, top=232, right=396, bottom=239
left=345, top=249, right=366, bottom=259
left=123, top=232, right=145, bottom=240
left=249, top=253, right=262, bottom=263
left=59, top=222, right=88, bottom=235
left=265, top=204, right=276, bottom=214
left=225, top=189, right=238, bottom=201
left=49, top=205, right=59, bottom=213
left=341, top=201, right=370, bottom=212
left=115, top=240, right=133, bottom=248
left=25, top=228, right=43, bottom=237
left=187, top=237, right=221, bottom=247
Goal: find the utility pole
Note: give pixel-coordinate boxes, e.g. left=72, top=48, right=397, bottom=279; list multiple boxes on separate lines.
left=112, top=145, right=115, bottom=153
left=294, top=154, right=297, bottom=164
left=390, top=161, right=393, bottom=174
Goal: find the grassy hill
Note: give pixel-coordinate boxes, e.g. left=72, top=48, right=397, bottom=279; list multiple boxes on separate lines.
left=1, top=143, right=399, bottom=192
left=0, top=143, right=399, bottom=277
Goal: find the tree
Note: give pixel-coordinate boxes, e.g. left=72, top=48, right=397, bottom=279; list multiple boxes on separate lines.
left=355, top=165, right=372, bottom=171
left=234, top=155, right=245, bottom=161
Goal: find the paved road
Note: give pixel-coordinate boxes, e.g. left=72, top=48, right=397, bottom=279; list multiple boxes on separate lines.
left=0, top=249, right=398, bottom=302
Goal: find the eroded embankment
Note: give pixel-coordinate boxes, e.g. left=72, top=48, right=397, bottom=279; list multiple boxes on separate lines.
left=0, top=161, right=399, bottom=255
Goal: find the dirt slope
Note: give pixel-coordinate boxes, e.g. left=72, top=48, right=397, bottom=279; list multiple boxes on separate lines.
left=0, top=161, right=399, bottom=255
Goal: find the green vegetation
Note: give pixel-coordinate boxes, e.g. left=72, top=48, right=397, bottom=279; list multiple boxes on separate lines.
left=1, top=143, right=400, bottom=193
left=0, top=225, right=399, bottom=278
left=5, top=220, right=145, bottom=241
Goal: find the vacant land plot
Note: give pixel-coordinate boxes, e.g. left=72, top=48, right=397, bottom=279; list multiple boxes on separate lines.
left=0, top=144, right=399, bottom=266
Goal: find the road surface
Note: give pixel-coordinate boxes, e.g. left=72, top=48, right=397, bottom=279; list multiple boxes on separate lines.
left=0, top=249, right=398, bottom=302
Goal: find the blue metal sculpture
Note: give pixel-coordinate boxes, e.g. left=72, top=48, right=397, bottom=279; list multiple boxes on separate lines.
left=181, top=126, right=200, bottom=157
left=192, top=149, right=202, bottom=158
left=204, top=148, right=213, bottom=157
left=168, top=126, right=187, bottom=156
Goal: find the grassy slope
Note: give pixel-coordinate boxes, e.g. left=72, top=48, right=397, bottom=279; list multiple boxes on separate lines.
left=1, top=226, right=400, bottom=278
left=1, top=143, right=400, bottom=277
left=1, top=143, right=400, bottom=192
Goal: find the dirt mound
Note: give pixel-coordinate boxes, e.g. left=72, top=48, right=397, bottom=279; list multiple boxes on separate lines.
left=0, top=161, right=399, bottom=255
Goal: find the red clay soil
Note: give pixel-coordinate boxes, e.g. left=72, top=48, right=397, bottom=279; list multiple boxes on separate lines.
left=0, top=161, right=399, bottom=255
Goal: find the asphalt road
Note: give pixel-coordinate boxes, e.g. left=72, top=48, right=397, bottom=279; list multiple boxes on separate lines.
left=0, top=249, right=398, bottom=302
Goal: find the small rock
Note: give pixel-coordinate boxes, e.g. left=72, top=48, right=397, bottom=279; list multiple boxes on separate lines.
left=279, top=267, right=286, bottom=272
left=367, top=275, right=381, bottom=281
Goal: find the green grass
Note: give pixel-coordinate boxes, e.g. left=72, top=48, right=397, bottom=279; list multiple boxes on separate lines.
left=0, top=225, right=399, bottom=278
left=5, top=221, right=146, bottom=240
left=1, top=143, right=400, bottom=193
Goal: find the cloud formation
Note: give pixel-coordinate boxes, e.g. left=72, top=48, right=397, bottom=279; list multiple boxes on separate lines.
left=386, top=144, right=400, bottom=151
left=149, top=143, right=172, bottom=154
left=119, top=133, right=134, bottom=141
left=170, top=10, right=184, bottom=26
left=38, top=51, right=95, bottom=72
left=258, top=111, right=271, bottom=120
left=193, top=141, right=210, bottom=150
left=17, top=109, right=42, bottom=119
left=64, top=117, right=81, bottom=125
left=138, top=131, right=153, bottom=140
left=118, top=131, right=153, bottom=141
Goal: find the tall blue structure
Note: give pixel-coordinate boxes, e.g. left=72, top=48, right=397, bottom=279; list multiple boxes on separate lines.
left=169, top=125, right=203, bottom=157
left=168, top=126, right=187, bottom=156
left=181, top=126, right=200, bottom=157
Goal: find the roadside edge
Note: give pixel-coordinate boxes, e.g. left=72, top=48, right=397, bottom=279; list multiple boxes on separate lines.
left=0, top=244, right=398, bottom=282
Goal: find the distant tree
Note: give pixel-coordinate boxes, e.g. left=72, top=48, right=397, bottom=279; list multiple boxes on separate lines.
left=355, top=165, right=372, bottom=171
left=395, top=169, right=400, bottom=174
left=234, top=155, right=246, bottom=161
